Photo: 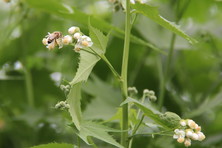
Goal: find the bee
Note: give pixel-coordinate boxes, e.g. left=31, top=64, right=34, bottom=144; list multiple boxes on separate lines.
left=46, top=31, right=63, bottom=44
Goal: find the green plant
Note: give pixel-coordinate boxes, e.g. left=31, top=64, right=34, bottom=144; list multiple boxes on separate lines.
left=1, top=0, right=222, bottom=148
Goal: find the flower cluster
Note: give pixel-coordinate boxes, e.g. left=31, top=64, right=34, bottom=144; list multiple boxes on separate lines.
left=128, top=87, right=138, bottom=96
left=173, top=119, right=206, bottom=147
left=55, top=101, right=70, bottom=110
left=42, top=26, right=93, bottom=51
left=143, top=89, right=157, bottom=101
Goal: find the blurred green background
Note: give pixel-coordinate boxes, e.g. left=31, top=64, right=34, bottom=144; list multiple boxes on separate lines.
left=0, top=0, right=222, bottom=148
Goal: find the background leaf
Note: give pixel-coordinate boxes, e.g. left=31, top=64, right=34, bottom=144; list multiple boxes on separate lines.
left=67, top=83, right=82, bottom=130
left=31, top=143, right=74, bottom=148
left=131, top=2, right=197, bottom=44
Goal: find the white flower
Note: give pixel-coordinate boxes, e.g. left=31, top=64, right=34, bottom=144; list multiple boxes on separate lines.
left=185, top=129, right=193, bottom=138
left=173, top=129, right=185, bottom=139
left=187, top=119, right=196, bottom=129
left=192, top=133, right=199, bottom=140
left=177, top=137, right=185, bottom=143
left=75, top=35, right=93, bottom=49
left=130, top=0, right=135, bottom=4
left=180, top=120, right=187, bottom=126
left=62, top=35, right=73, bottom=45
left=68, top=26, right=80, bottom=34
left=42, top=38, right=48, bottom=45
left=184, top=138, right=191, bottom=147
left=73, top=32, right=82, bottom=39
left=197, top=132, right=205, bottom=141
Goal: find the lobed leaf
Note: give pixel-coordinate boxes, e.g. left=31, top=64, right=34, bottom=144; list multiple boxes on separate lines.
left=31, top=143, right=74, bottom=148
left=66, top=83, right=82, bottom=130
left=77, top=121, right=124, bottom=148
left=131, top=2, right=197, bottom=44
left=70, top=50, right=100, bottom=85
left=24, top=0, right=163, bottom=53
left=89, top=25, right=109, bottom=53
left=121, top=97, right=181, bottom=129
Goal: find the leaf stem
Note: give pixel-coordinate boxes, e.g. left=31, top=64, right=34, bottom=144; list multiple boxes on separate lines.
left=158, top=33, right=176, bottom=109
left=87, top=47, right=122, bottom=81
left=128, top=114, right=145, bottom=148
left=121, top=0, right=131, bottom=147
left=88, top=137, right=98, bottom=148
left=158, top=0, right=191, bottom=110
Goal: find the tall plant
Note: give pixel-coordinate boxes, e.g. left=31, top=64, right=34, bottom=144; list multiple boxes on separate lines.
left=32, top=0, right=205, bottom=147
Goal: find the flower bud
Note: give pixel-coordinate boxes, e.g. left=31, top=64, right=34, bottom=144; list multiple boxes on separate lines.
left=192, top=133, right=199, bottom=140
left=197, top=132, right=205, bottom=141
left=149, top=96, right=157, bottom=102
left=187, top=119, right=196, bottom=129
left=185, top=129, right=193, bottom=138
left=184, top=138, right=191, bottom=147
left=180, top=119, right=187, bottom=126
left=73, top=32, right=82, bottom=39
left=68, top=26, right=80, bottom=34
left=62, top=35, right=73, bottom=45
left=42, top=38, right=48, bottom=45
left=177, top=137, right=185, bottom=143
left=128, top=87, right=138, bottom=95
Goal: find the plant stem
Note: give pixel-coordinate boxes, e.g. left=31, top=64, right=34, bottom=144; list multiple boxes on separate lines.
left=158, top=0, right=191, bottom=110
left=121, top=0, right=131, bottom=147
left=128, top=115, right=145, bottom=148
left=158, top=33, right=176, bottom=109
left=88, top=137, right=98, bottom=148
left=24, top=67, right=34, bottom=107
left=87, top=48, right=122, bottom=81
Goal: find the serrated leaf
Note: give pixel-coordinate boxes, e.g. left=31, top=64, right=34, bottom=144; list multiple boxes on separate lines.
left=70, top=25, right=108, bottom=85
left=89, top=25, right=108, bottom=53
left=24, top=0, right=163, bottom=53
left=77, top=121, right=124, bottom=148
left=131, top=3, right=197, bottom=44
left=66, top=83, right=82, bottom=130
left=121, top=97, right=180, bottom=129
left=31, top=143, right=74, bottom=148
left=83, top=75, right=121, bottom=120
left=70, top=50, right=100, bottom=85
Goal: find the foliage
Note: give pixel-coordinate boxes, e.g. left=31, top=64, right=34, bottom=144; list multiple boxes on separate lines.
left=1, top=0, right=222, bottom=148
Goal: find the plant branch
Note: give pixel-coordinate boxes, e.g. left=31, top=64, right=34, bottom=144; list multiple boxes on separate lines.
left=121, top=0, right=131, bottom=147
left=158, top=0, right=191, bottom=110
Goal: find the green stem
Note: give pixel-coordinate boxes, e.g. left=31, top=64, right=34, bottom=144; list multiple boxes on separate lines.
left=77, top=136, right=81, bottom=148
left=88, top=137, right=98, bottom=148
left=87, top=48, right=122, bottom=81
left=158, top=0, right=191, bottom=110
left=24, top=67, right=34, bottom=107
left=158, top=33, right=176, bottom=109
left=128, top=115, right=145, bottom=148
left=121, top=0, right=131, bottom=147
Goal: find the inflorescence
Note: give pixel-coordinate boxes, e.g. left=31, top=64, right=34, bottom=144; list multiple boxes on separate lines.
left=42, top=26, right=93, bottom=52
left=173, top=119, right=206, bottom=147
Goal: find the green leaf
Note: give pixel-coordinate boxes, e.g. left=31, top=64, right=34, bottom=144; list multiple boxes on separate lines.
left=77, top=121, right=124, bottom=148
left=66, top=83, right=82, bottom=130
left=83, top=75, right=121, bottom=120
left=131, top=3, right=197, bottom=44
left=70, top=50, right=100, bottom=85
left=31, top=143, right=74, bottom=148
left=89, top=25, right=109, bottom=53
left=70, top=26, right=108, bottom=85
left=24, top=0, right=163, bottom=53
left=121, top=97, right=181, bottom=129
